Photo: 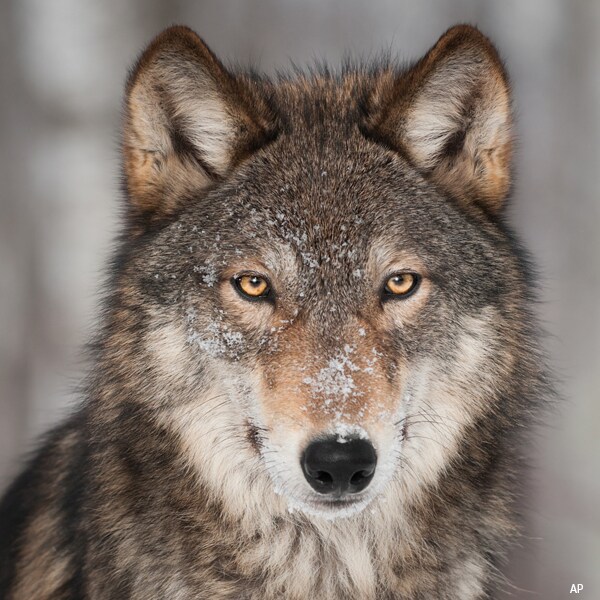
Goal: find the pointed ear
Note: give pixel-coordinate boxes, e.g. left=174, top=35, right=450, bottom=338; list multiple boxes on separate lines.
left=366, top=25, right=513, bottom=214
left=123, top=26, right=275, bottom=231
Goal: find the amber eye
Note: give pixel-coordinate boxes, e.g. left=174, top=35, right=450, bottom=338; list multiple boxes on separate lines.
left=233, top=274, right=271, bottom=300
left=383, top=272, right=420, bottom=298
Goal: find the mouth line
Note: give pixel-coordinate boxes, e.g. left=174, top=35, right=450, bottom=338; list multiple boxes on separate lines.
left=307, top=495, right=369, bottom=509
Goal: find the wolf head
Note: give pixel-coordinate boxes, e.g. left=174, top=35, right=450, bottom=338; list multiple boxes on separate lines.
left=113, top=25, right=534, bottom=522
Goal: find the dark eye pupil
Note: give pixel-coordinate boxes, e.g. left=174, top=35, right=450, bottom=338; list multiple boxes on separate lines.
left=249, top=277, right=261, bottom=287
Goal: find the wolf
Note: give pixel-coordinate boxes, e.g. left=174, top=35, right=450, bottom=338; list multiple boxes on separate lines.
left=0, top=24, right=547, bottom=599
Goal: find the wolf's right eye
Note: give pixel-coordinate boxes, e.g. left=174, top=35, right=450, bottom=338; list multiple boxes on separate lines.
left=233, top=274, right=272, bottom=301
left=382, top=272, right=420, bottom=299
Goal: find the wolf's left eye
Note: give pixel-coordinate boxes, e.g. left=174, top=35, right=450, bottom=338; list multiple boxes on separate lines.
left=233, top=274, right=271, bottom=300
left=383, top=272, right=420, bottom=299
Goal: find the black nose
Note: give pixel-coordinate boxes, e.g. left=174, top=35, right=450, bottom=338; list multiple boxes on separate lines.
left=301, top=437, right=377, bottom=496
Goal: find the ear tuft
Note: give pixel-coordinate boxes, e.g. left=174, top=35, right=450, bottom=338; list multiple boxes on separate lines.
left=123, top=26, right=275, bottom=231
left=366, top=25, right=513, bottom=214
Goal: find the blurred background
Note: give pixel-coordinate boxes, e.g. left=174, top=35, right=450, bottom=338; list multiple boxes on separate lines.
left=0, top=0, right=598, bottom=597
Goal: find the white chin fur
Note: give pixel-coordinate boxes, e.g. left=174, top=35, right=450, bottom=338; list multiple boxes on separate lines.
left=285, top=495, right=376, bottom=521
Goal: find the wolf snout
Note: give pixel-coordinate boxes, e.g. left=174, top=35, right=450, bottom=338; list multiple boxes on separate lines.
left=301, top=437, right=377, bottom=496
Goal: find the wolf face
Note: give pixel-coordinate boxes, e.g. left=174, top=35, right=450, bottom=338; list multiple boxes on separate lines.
left=0, top=24, right=548, bottom=600
left=121, top=25, right=526, bottom=522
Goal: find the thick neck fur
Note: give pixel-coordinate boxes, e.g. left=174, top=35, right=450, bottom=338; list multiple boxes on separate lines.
left=75, top=287, right=525, bottom=599
left=89, top=401, right=496, bottom=600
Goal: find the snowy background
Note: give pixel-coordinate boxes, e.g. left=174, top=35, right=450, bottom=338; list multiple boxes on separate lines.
left=0, top=1, right=598, bottom=597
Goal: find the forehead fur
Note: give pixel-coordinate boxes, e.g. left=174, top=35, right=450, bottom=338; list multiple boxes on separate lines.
left=180, top=71, right=445, bottom=247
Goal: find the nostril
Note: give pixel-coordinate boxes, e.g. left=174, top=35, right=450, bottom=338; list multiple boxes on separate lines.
left=350, top=469, right=372, bottom=486
left=314, top=471, right=334, bottom=486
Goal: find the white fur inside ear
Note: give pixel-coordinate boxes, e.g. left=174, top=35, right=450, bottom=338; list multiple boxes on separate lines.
left=128, top=63, right=237, bottom=178
left=406, top=101, right=460, bottom=168
left=404, top=58, right=510, bottom=170
left=158, top=63, right=237, bottom=176
left=405, top=62, right=478, bottom=167
left=172, top=84, right=236, bottom=176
